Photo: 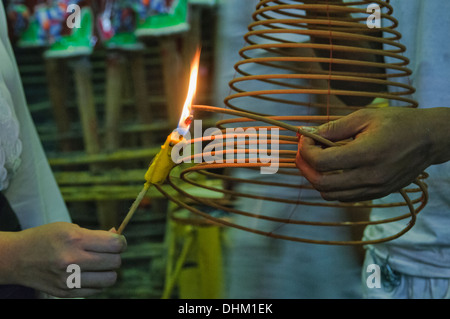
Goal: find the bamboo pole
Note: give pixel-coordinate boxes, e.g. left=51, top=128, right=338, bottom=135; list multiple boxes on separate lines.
left=182, top=5, right=202, bottom=72
left=48, top=146, right=161, bottom=166
left=44, top=58, right=72, bottom=151
left=104, top=52, right=125, bottom=152
left=72, top=57, right=101, bottom=155
left=72, top=56, right=118, bottom=230
left=160, top=37, right=184, bottom=128
left=102, top=52, right=129, bottom=230
left=129, top=50, right=154, bottom=146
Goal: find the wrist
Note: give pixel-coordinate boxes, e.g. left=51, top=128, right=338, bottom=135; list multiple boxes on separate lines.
left=426, top=107, right=450, bottom=165
left=0, top=231, right=25, bottom=285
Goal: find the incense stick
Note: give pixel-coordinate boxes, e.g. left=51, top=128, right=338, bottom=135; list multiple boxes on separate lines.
left=117, top=183, right=151, bottom=234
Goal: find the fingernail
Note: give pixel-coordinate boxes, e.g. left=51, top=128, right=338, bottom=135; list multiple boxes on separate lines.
left=300, top=126, right=318, bottom=134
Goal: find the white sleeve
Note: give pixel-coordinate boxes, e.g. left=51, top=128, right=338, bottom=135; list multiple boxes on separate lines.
left=1, top=2, right=71, bottom=229
left=0, top=83, right=22, bottom=192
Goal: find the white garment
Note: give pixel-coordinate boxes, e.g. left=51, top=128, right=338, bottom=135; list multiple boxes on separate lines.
left=362, top=250, right=450, bottom=299
left=363, top=0, right=450, bottom=281
left=0, top=2, right=71, bottom=229
left=0, top=84, right=22, bottom=191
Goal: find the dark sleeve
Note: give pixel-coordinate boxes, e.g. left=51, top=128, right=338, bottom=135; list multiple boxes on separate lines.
left=0, top=192, right=36, bottom=298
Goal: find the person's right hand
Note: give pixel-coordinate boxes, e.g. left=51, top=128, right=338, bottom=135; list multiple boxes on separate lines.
left=10, top=222, right=127, bottom=298
left=296, top=107, right=449, bottom=202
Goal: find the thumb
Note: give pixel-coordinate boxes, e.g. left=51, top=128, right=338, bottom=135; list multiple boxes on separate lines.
left=316, top=113, right=366, bottom=142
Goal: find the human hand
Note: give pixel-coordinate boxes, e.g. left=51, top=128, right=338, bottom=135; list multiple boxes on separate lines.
left=11, top=222, right=127, bottom=298
left=296, top=108, right=443, bottom=202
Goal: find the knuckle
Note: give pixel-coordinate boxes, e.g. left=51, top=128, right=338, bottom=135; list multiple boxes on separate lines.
left=59, top=227, right=83, bottom=248
left=322, top=121, right=336, bottom=136
left=55, top=254, right=76, bottom=271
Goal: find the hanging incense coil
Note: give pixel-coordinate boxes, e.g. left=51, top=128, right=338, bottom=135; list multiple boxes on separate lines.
left=227, top=0, right=416, bottom=113
left=156, top=0, right=428, bottom=245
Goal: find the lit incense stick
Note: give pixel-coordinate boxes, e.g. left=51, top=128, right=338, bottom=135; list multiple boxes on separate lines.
left=117, top=48, right=201, bottom=235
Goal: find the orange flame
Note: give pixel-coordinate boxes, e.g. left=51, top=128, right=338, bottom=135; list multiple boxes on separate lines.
left=177, top=47, right=201, bottom=135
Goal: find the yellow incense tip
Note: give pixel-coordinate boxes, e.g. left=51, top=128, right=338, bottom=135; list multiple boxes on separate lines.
left=144, top=132, right=183, bottom=185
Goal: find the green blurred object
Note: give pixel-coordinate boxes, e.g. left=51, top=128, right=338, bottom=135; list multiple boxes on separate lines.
left=9, top=4, right=46, bottom=48
left=103, top=31, right=144, bottom=51
left=135, top=0, right=189, bottom=38
left=18, top=19, right=47, bottom=47
left=44, top=7, right=95, bottom=59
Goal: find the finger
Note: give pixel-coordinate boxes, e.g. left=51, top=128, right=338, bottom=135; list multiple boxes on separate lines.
left=296, top=140, right=323, bottom=186
left=307, top=165, right=390, bottom=193
left=298, top=134, right=346, bottom=172
left=77, top=251, right=122, bottom=271
left=316, top=110, right=369, bottom=142
left=297, top=135, right=325, bottom=170
left=297, top=152, right=365, bottom=197
left=80, top=271, right=118, bottom=289
left=56, top=288, right=105, bottom=298
left=81, top=229, right=127, bottom=253
left=319, top=186, right=393, bottom=203
left=300, top=133, right=377, bottom=172
left=297, top=144, right=395, bottom=200
left=317, top=171, right=414, bottom=202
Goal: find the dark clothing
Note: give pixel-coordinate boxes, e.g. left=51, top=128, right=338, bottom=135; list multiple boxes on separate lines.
left=0, top=192, right=36, bottom=299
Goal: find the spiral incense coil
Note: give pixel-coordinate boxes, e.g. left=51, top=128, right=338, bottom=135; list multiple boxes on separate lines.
left=226, top=0, right=417, bottom=114
left=155, top=0, right=428, bottom=245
